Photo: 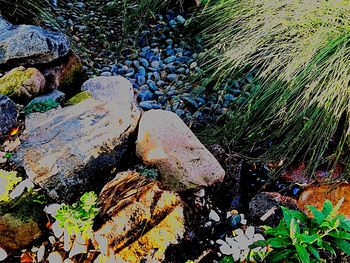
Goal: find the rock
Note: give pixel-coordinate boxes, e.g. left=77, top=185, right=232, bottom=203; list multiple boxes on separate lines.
left=0, top=95, right=17, bottom=139
left=81, top=76, right=135, bottom=105
left=39, top=51, right=86, bottom=95
left=47, top=251, right=63, bottom=263
left=14, top=78, right=140, bottom=202
left=94, top=171, right=185, bottom=262
left=136, top=110, right=225, bottom=191
left=209, top=210, right=220, bottom=222
left=139, top=101, right=153, bottom=110
left=297, top=183, right=350, bottom=219
left=24, top=98, right=60, bottom=115
left=0, top=192, right=46, bottom=254
left=30, top=89, right=65, bottom=104
left=0, top=17, right=70, bottom=66
left=249, top=192, right=299, bottom=227
left=0, top=67, right=45, bottom=101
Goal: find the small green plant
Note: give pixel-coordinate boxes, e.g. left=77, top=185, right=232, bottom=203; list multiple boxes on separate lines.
left=0, top=169, right=22, bottom=202
left=259, top=198, right=350, bottom=263
left=136, top=165, right=159, bottom=180
left=54, top=192, right=100, bottom=240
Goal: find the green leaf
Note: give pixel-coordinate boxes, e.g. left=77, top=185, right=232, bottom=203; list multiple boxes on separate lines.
left=219, top=256, right=234, bottom=263
left=340, top=220, right=350, bottom=232
left=290, top=210, right=309, bottom=223
left=321, top=200, right=333, bottom=218
left=317, top=240, right=336, bottom=255
left=295, top=244, right=310, bottom=263
left=332, top=239, right=350, bottom=255
left=266, top=249, right=294, bottom=263
left=264, top=221, right=289, bottom=237
left=307, top=205, right=325, bottom=225
left=328, top=230, right=350, bottom=240
left=281, top=206, right=293, bottom=226
left=307, top=245, right=321, bottom=261
left=266, top=237, right=291, bottom=248
left=299, top=234, right=319, bottom=244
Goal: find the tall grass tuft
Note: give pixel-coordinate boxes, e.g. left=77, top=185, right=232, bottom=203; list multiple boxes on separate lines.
left=0, top=0, right=54, bottom=25
left=200, top=0, right=350, bottom=175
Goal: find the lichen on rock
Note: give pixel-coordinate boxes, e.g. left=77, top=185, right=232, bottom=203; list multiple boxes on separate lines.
left=64, top=91, right=92, bottom=106
left=0, top=67, right=45, bottom=100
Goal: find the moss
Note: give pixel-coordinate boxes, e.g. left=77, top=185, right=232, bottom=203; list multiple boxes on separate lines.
left=0, top=67, right=36, bottom=96
left=0, top=190, right=48, bottom=222
left=23, top=98, right=60, bottom=115
left=65, top=91, right=92, bottom=106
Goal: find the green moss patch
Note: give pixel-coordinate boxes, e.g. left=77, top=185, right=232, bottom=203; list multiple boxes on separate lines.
left=23, top=98, right=60, bottom=115
left=65, top=91, right=92, bottom=106
left=0, top=67, right=36, bottom=96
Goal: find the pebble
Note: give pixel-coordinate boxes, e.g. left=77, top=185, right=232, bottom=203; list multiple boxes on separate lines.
left=139, top=101, right=153, bottom=110
left=0, top=247, right=7, bottom=261
left=100, top=71, right=112, bottom=77
left=209, top=210, right=220, bottom=222
left=47, top=251, right=63, bottom=263
left=227, top=214, right=241, bottom=228
left=167, top=74, right=178, bottom=81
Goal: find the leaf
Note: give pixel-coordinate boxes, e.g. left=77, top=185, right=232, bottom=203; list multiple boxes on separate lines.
left=290, top=218, right=300, bottom=238
left=265, top=221, right=289, bottom=237
left=219, top=256, right=234, bottom=263
left=328, top=231, right=350, bottom=240
left=332, top=239, right=350, bottom=255
left=307, top=245, right=321, bottom=261
left=266, top=249, right=294, bottom=263
left=330, top=197, right=345, bottom=217
left=321, top=200, right=333, bottom=218
left=266, top=237, right=291, bottom=248
left=295, top=244, right=310, bottom=263
left=340, top=220, right=350, bottom=232
left=307, top=205, right=325, bottom=225
left=299, top=234, right=319, bottom=244
left=317, top=240, right=336, bottom=255
left=281, top=206, right=293, bottom=226
left=290, top=210, right=309, bottom=223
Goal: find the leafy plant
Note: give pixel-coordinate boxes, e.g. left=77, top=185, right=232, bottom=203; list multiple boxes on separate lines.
left=199, top=0, right=350, bottom=175
left=0, top=169, right=22, bottom=202
left=54, top=192, right=100, bottom=240
left=136, top=165, right=159, bottom=180
left=260, top=198, right=350, bottom=262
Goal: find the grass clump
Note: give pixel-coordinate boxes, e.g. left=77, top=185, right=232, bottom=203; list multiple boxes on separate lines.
left=200, top=0, right=350, bottom=174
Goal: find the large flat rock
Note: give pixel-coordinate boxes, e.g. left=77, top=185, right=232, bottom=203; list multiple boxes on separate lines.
left=14, top=77, right=140, bottom=202
left=0, top=16, right=70, bottom=66
left=136, top=110, right=225, bottom=191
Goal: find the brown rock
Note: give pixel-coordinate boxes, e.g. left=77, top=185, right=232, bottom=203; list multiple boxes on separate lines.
left=40, top=51, right=86, bottom=95
left=298, top=183, right=350, bottom=219
left=136, top=110, right=225, bottom=191
left=0, top=193, right=46, bottom=253
left=94, top=171, right=185, bottom=263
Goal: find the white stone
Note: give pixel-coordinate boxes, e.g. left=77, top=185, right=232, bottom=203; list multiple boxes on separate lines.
left=44, top=203, right=62, bottom=216
left=0, top=247, right=7, bottom=261
left=37, top=245, right=45, bottom=262
left=245, top=226, right=255, bottom=239
left=47, top=251, right=63, bottom=263
left=209, top=210, right=220, bottom=222
left=52, top=220, right=64, bottom=238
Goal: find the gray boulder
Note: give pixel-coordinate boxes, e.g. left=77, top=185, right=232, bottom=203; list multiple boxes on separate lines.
left=0, top=95, right=17, bottom=139
left=14, top=77, right=140, bottom=202
left=0, top=16, right=69, bottom=66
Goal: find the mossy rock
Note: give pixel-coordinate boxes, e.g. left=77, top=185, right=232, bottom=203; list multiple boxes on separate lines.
left=65, top=91, right=92, bottom=106
left=0, top=191, right=48, bottom=253
left=0, top=67, right=45, bottom=100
